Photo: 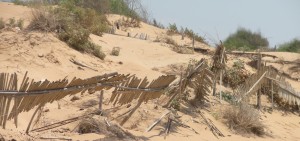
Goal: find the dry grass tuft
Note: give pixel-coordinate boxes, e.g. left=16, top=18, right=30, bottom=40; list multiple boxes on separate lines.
left=27, top=8, right=58, bottom=32
left=78, top=117, right=103, bottom=134
left=81, top=99, right=98, bottom=108
left=111, top=47, right=120, bottom=56
left=78, top=116, right=137, bottom=140
left=223, top=103, right=266, bottom=136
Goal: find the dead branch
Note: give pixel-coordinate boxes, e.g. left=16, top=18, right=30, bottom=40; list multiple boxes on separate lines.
left=69, top=58, right=98, bottom=71
left=146, top=111, right=170, bottom=132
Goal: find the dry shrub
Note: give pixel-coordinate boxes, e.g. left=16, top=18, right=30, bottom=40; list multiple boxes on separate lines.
left=28, top=5, right=107, bottom=60
left=81, top=99, right=98, bottom=108
left=0, top=18, right=4, bottom=29
left=27, top=8, right=58, bottom=31
left=111, top=47, right=120, bottom=56
left=78, top=117, right=103, bottom=134
left=223, top=103, right=265, bottom=136
left=223, top=60, right=250, bottom=89
left=164, top=36, right=178, bottom=46
left=173, top=46, right=194, bottom=54
left=78, top=117, right=136, bottom=140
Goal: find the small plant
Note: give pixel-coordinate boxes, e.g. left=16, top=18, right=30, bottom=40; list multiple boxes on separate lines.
left=164, top=37, right=178, bottom=47
left=277, top=39, right=300, bottom=53
left=221, top=91, right=236, bottom=104
left=170, top=98, right=180, bottom=111
left=81, top=99, right=98, bottom=108
left=184, top=28, right=207, bottom=44
left=111, top=47, right=120, bottom=56
left=16, top=19, right=24, bottom=29
left=167, top=23, right=178, bottom=35
left=78, top=117, right=103, bottom=134
left=223, top=102, right=265, bottom=136
left=223, top=60, right=249, bottom=89
left=13, top=0, right=25, bottom=5
left=8, top=18, right=16, bottom=27
left=0, top=18, right=5, bottom=29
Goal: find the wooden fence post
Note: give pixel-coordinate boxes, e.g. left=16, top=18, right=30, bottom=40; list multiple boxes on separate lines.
left=271, top=80, right=274, bottom=109
left=26, top=104, right=43, bottom=134
left=256, top=52, right=262, bottom=110
left=99, top=90, right=104, bottom=111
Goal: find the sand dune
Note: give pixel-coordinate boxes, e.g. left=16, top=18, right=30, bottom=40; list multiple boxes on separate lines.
left=0, top=2, right=299, bottom=141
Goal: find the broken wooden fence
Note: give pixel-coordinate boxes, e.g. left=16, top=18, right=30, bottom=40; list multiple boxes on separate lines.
left=235, top=66, right=300, bottom=106
left=0, top=72, right=176, bottom=129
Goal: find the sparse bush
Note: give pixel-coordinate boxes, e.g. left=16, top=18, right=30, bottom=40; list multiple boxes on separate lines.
left=164, top=37, right=178, bottom=47
left=221, top=91, right=236, bottom=104
left=152, top=19, right=164, bottom=29
left=81, top=99, right=98, bottom=108
left=0, top=18, right=4, bottom=29
left=78, top=117, right=103, bottom=134
left=110, top=0, right=142, bottom=22
left=111, top=47, right=120, bottom=56
left=224, top=28, right=269, bottom=51
left=170, top=98, right=180, bottom=111
left=28, top=2, right=107, bottom=60
left=13, top=0, right=25, bottom=5
left=28, top=8, right=58, bottom=31
left=277, top=39, right=300, bottom=53
left=16, top=19, right=24, bottom=29
left=167, top=23, right=178, bottom=35
left=223, top=60, right=250, bottom=89
left=8, top=18, right=16, bottom=27
left=223, top=103, right=265, bottom=136
left=173, top=46, right=194, bottom=54
left=184, top=28, right=207, bottom=44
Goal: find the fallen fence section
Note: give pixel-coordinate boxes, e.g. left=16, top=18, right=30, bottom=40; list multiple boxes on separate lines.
left=0, top=72, right=176, bottom=129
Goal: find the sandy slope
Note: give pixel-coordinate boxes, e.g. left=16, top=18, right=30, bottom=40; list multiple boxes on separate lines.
left=0, top=2, right=300, bottom=141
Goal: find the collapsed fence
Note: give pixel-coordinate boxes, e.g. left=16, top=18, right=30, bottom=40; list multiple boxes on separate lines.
left=0, top=72, right=176, bottom=130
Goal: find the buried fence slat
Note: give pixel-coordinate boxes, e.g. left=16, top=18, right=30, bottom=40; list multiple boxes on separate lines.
left=26, top=104, right=44, bottom=134
left=271, top=80, right=274, bottom=109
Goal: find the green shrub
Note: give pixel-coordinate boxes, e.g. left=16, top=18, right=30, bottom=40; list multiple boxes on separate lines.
left=152, top=19, right=164, bottom=29
left=277, top=39, right=300, bottom=53
left=224, top=28, right=269, bottom=51
left=0, top=18, right=4, bottom=29
left=13, top=0, right=25, bottom=5
left=184, top=28, right=207, bottom=44
left=28, top=2, right=107, bottom=60
left=28, top=7, right=58, bottom=31
left=167, top=23, right=178, bottom=35
left=110, top=0, right=141, bottom=20
left=223, top=60, right=249, bottom=89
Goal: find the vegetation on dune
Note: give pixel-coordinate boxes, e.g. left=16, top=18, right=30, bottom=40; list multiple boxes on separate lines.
left=0, top=18, right=5, bottom=29
left=27, top=0, right=108, bottom=59
left=18, top=0, right=150, bottom=59
left=223, top=102, right=266, bottom=136
left=277, top=39, right=300, bottom=53
left=0, top=17, right=24, bottom=30
left=223, top=60, right=250, bottom=89
left=224, top=28, right=269, bottom=51
left=166, top=23, right=207, bottom=44
left=152, top=18, right=164, bottom=29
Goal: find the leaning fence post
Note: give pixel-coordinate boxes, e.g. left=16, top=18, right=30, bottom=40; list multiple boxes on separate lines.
left=271, top=80, right=274, bottom=109
left=26, top=104, right=43, bottom=134
left=99, top=90, right=104, bottom=111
